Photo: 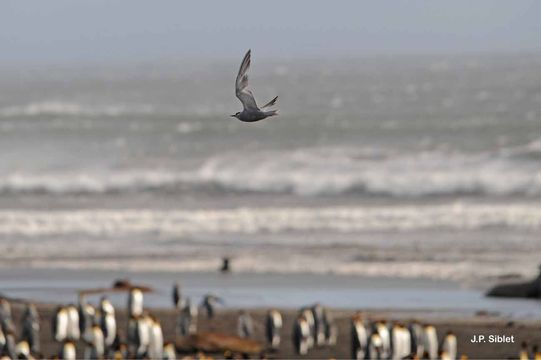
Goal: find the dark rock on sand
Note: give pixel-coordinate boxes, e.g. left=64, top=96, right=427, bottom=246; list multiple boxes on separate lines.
left=487, top=267, right=541, bottom=298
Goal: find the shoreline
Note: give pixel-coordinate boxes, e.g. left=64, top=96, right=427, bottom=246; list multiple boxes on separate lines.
left=1, top=266, right=540, bottom=319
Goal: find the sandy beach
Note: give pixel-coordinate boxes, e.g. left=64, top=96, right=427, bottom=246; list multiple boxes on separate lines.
left=2, top=300, right=539, bottom=359
left=0, top=268, right=540, bottom=359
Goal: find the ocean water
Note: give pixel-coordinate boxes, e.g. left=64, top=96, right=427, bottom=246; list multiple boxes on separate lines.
left=0, top=54, right=541, bottom=284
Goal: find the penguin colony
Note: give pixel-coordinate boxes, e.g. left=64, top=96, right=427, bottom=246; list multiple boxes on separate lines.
left=349, top=312, right=460, bottom=360
left=1, top=288, right=533, bottom=359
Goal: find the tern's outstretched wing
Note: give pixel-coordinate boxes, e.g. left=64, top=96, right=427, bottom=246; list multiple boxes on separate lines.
left=260, top=96, right=278, bottom=109
left=235, top=49, right=259, bottom=110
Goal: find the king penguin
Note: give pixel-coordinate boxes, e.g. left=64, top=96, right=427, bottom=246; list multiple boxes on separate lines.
left=127, top=315, right=140, bottom=356
left=323, top=308, right=338, bottom=346
left=99, top=296, right=117, bottom=352
left=367, top=332, right=383, bottom=360
left=374, top=320, right=391, bottom=359
left=237, top=310, right=254, bottom=339
left=518, top=341, right=529, bottom=360
left=135, top=313, right=152, bottom=358
left=422, top=324, right=439, bottom=360
left=178, top=297, right=198, bottom=336
left=311, top=303, right=326, bottom=346
left=163, top=342, right=177, bottom=360
left=300, top=308, right=315, bottom=349
left=200, top=294, right=223, bottom=319
left=78, top=299, right=96, bottom=343
left=0, top=300, right=14, bottom=335
left=351, top=312, right=368, bottom=360
left=53, top=306, right=69, bottom=343
left=0, top=325, right=5, bottom=356
left=59, top=340, right=76, bottom=360
left=293, top=314, right=310, bottom=356
left=112, top=342, right=128, bottom=360
left=21, top=304, right=40, bottom=355
left=409, top=321, right=424, bottom=358
left=66, top=304, right=80, bottom=341
left=14, top=340, right=32, bottom=360
left=441, top=330, right=457, bottom=360
left=2, top=329, right=16, bottom=360
left=148, top=316, right=164, bottom=360
left=391, top=322, right=411, bottom=360
left=534, top=345, right=541, bottom=360
left=128, top=287, right=144, bottom=318
left=84, top=322, right=105, bottom=360
left=265, top=309, right=283, bottom=351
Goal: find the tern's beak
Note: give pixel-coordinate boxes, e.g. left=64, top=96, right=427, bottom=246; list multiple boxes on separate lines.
left=230, top=114, right=236, bottom=117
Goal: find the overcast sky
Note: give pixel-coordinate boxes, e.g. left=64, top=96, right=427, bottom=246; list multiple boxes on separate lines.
left=1, top=0, right=540, bottom=65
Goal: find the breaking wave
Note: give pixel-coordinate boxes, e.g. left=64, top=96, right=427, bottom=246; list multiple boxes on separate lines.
left=1, top=147, right=541, bottom=198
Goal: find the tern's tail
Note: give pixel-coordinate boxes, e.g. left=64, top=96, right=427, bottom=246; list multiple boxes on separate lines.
left=264, top=110, right=278, bottom=117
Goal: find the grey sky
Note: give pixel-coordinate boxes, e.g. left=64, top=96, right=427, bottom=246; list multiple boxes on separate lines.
left=1, top=0, right=540, bottom=64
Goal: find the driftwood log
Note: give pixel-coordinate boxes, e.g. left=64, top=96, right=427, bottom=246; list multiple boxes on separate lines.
left=78, top=279, right=153, bottom=297
left=175, top=332, right=263, bottom=355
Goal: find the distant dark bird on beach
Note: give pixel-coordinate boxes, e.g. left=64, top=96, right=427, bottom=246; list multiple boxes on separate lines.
left=172, top=282, right=181, bottom=309
left=231, top=49, right=278, bottom=122
left=220, top=257, right=231, bottom=273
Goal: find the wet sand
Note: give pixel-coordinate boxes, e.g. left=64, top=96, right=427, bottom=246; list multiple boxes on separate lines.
left=6, top=301, right=541, bottom=359
left=3, top=267, right=541, bottom=319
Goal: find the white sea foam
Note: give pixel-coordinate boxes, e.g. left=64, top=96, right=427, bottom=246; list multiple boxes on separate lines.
left=0, top=171, right=184, bottom=194
left=0, top=203, right=541, bottom=237
left=0, top=101, right=155, bottom=117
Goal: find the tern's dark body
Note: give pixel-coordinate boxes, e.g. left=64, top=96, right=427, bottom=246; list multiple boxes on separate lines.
left=236, top=109, right=277, bottom=122
left=232, top=49, right=278, bottom=122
